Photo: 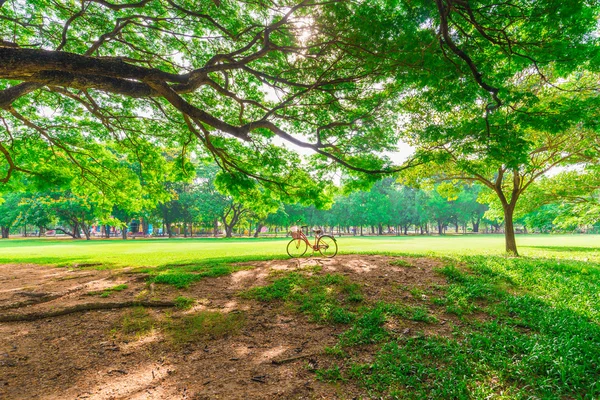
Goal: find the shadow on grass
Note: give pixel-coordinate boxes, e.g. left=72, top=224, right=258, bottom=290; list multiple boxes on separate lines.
left=523, top=245, right=600, bottom=253
left=293, top=254, right=600, bottom=399
left=130, top=254, right=293, bottom=288
left=0, top=256, right=117, bottom=269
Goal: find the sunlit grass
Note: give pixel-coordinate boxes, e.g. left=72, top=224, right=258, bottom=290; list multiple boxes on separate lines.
left=0, top=234, right=597, bottom=268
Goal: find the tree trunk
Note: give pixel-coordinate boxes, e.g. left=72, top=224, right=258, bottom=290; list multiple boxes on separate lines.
left=72, top=222, right=81, bottom=239
left=503, top=204, right=518, bottom=255
left=81, top=222, right=91, bottom=240
left=438, top=222, right=443, bottom=235
left=254, top=222, right=263, bottom=238
left=472, top=220, right=480, bottom=233
left=1, top=226, right=9, bottom=238
left=121, top=226, right=128, bottom=240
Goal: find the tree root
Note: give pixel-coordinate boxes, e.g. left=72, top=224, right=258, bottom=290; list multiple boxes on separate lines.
left=1, top=291, right=76, bottom=311
left=0, top=300, right=176, bottom=322
left=0, top=277, right=112, bottom=311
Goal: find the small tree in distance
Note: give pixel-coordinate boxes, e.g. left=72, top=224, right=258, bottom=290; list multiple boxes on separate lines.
left=402, top=122, right=598, bottom=255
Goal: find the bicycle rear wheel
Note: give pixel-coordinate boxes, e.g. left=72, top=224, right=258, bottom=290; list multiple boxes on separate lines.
left=287, top=238, right=308, bottom=258
left=317, top=235, right=338, bottom=258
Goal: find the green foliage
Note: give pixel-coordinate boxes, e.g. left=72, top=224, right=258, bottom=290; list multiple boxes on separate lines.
left=518, top=167, right=600, bottom=231
left=2, top=0, right=597, bottom=213
left=0, top=192, right=23, bottom=229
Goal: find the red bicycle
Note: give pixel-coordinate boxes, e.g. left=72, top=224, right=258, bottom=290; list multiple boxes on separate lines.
left=287, top=225, right=338, bottom=258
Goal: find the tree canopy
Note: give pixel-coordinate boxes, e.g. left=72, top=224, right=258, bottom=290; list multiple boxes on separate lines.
left=2, top=1, right=598, bottom=184
left=1, top=0, right=599, bottom=253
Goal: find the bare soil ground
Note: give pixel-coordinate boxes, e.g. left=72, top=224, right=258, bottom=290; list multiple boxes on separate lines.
left=0, top=255, right=452, bottom=400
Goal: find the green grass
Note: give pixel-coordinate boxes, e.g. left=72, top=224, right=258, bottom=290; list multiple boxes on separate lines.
left=112, top=306, right=244, bottom=345
left=345, top=256, right=600, bottom=399
left=137, top=260, right=252, bottom=288
left=389, top=259, right=414, bottom=267
left=0, top=234, right=598, bottom=268
left=2, top=235, right=600, bottom=398
left=174, top=296, right=195, bottom=310
left=165, top=311, right=245, bottom=346
left=242, top=271, right=363, bottom=324
left=242, top=251, right=600, bottom=399
left=113, top=307, right=154, bottom=337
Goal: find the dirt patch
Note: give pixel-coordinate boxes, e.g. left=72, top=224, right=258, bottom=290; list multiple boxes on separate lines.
left=0, top=255, right=455, bottom=399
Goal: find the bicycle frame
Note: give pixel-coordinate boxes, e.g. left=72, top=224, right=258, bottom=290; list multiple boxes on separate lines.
left=292, top=228, right=320, bottom=251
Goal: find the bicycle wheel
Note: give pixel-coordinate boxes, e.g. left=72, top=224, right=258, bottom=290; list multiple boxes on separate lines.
left=317, top=235, right=338, bottom=258
left=287, top=238, right=308, bottom=258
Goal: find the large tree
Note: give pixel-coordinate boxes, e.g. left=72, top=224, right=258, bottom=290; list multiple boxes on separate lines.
left=2, top=1, right=596, bottom=192
left=405, top=120, right=599, bottom=254
left=393, top=0, right=599, bottom=254
left=0, top=0, right=434, bottom=199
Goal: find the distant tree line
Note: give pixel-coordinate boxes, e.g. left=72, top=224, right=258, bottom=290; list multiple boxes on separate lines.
left=1, top=165, right=598, bottom=240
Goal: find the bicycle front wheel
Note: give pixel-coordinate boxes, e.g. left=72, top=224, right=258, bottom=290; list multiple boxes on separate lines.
left=287, top=238, right=308, bottom=258
left=317, top=235, right=338, bottom=258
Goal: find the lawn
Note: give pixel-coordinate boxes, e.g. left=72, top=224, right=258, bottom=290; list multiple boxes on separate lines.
left=0, top=234, right=598, bottom=268
left=2, top=234, right=600, bottom=399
